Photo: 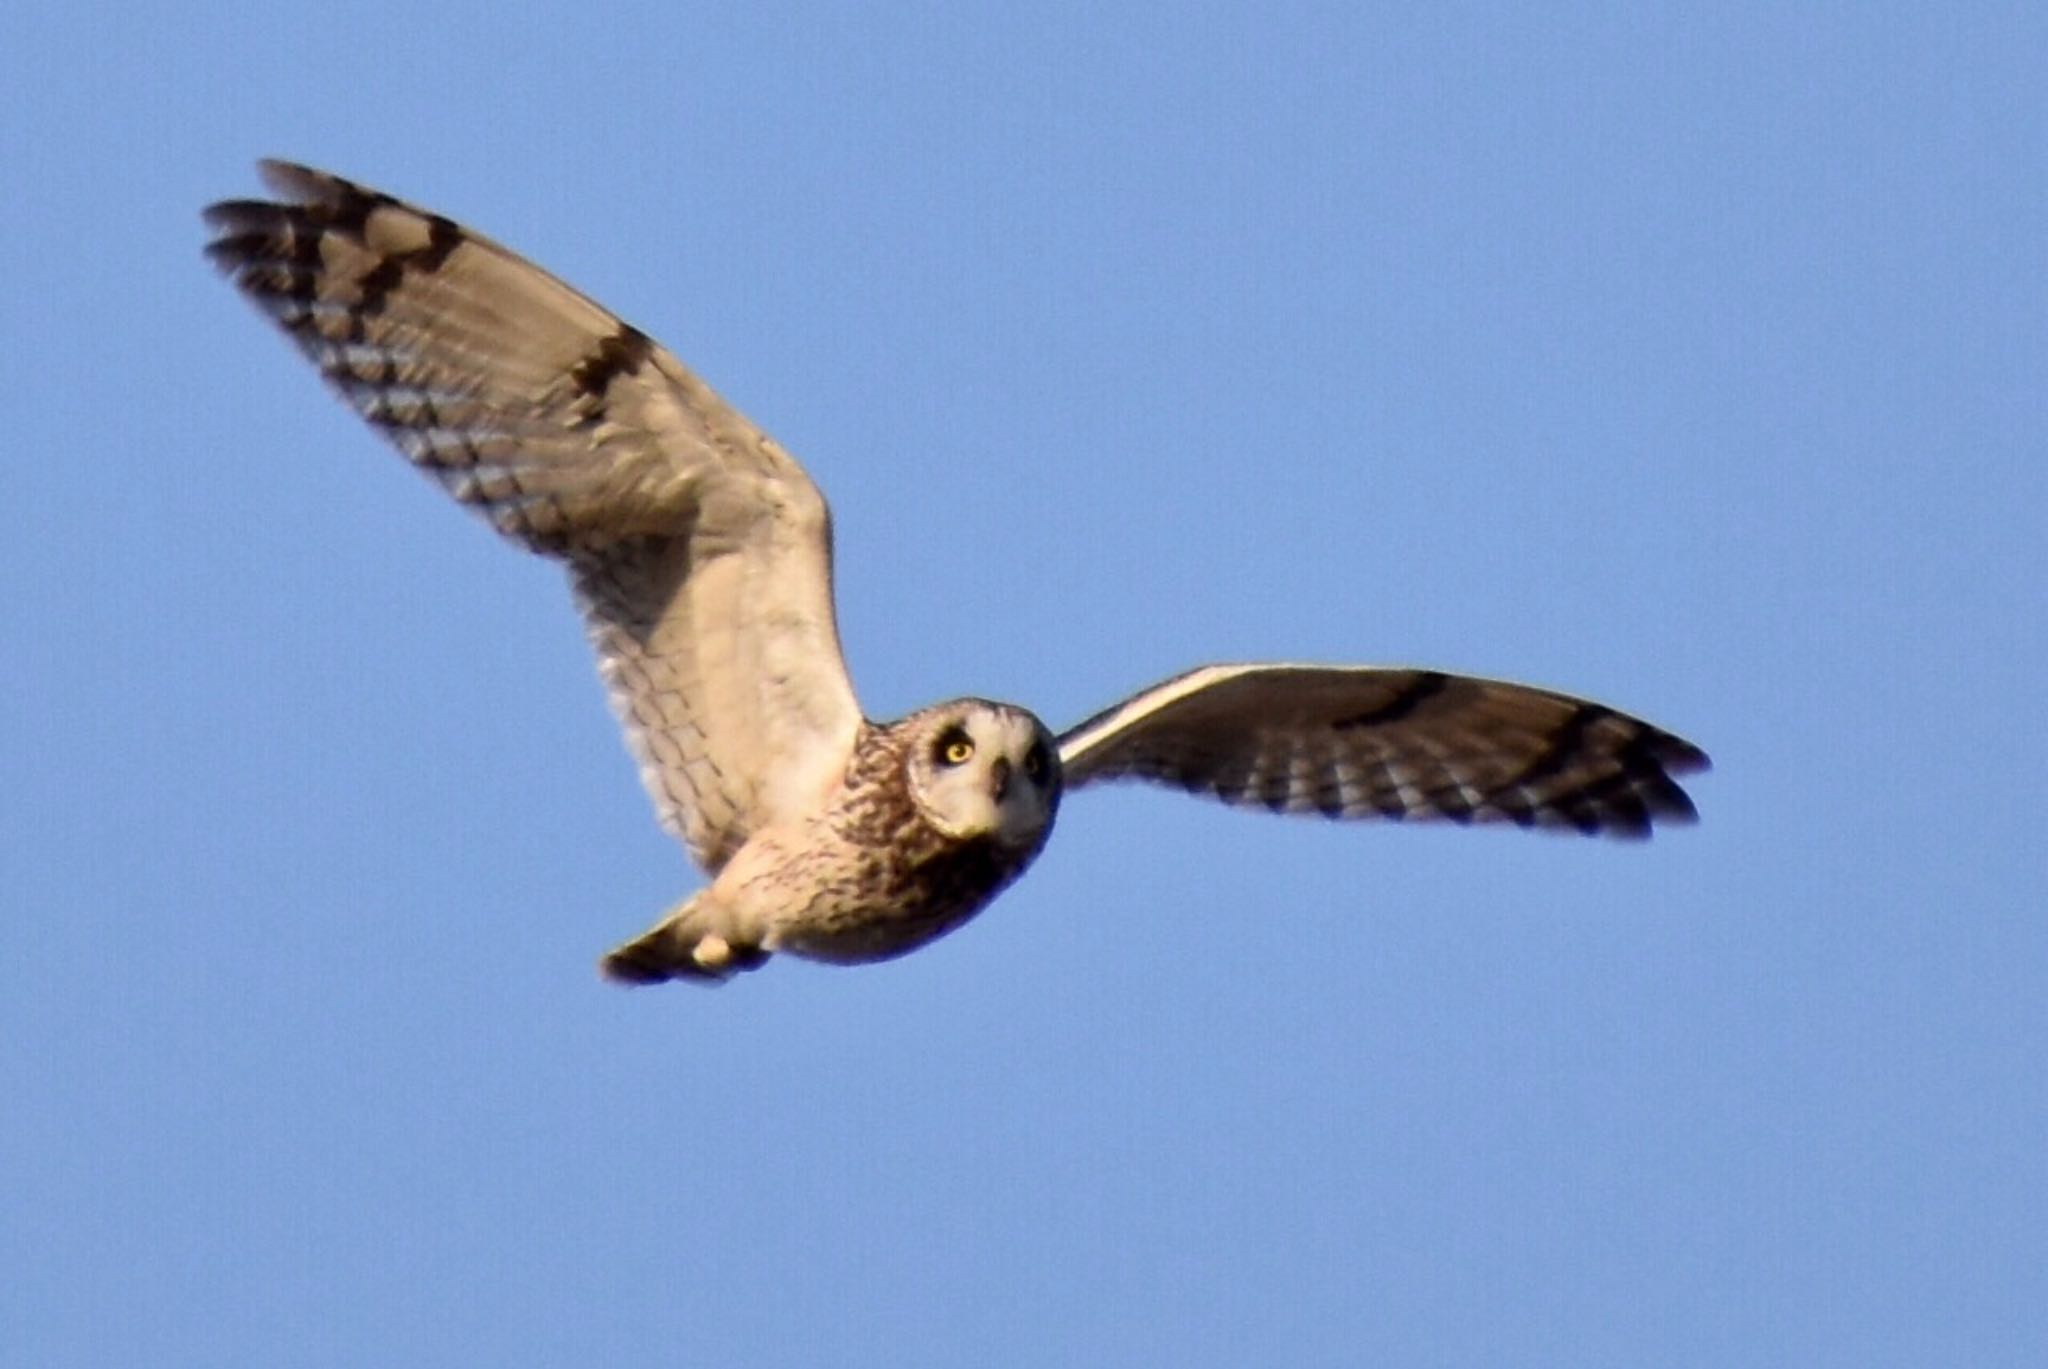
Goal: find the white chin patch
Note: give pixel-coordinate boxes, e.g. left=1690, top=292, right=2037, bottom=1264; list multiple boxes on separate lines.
left=924, top=791, right=999, bottom=840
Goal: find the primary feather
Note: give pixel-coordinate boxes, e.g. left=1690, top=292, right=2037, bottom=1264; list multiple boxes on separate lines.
left=1059, top=664, right=1707, bottom=837
left=205, top=161, right=862, bottom=872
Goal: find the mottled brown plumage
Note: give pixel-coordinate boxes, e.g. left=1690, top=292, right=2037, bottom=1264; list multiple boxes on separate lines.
left=601, top=703, right=1059, bottom=983
left=205, top=162, right=1709, bottom=988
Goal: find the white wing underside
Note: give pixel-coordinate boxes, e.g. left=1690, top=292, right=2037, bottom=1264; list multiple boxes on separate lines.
left=1058, top=663, right=1708, bottom=837
left=205, top=161, right=863, bottom=872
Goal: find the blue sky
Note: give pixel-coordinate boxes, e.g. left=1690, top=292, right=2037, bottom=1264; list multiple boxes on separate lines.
left=3, top=3, right=2042, bottom=1365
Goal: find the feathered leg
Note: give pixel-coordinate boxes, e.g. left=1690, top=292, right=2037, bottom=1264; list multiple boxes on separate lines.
left=599, top=894, right=769, bottom=986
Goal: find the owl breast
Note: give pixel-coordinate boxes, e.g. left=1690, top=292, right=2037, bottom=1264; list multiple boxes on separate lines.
left=757, top=720, right=1057, bottom=965
left=772, top=830, right=1044, bottom=965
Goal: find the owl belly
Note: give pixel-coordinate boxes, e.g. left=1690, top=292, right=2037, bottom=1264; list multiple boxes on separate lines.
left=763, top=832, right=1042, bottom=965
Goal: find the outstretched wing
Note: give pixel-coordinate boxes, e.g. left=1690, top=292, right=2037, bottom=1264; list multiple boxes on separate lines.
left=1058, top=664, right=1707, bottom=837
left=205, top=161, right=863, bottom=872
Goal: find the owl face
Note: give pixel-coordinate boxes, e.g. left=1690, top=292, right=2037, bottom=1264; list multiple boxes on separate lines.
left=903, top=700, right=1061, bottom=849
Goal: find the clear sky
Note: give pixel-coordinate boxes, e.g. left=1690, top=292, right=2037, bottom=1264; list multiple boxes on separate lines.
left=3, top=4, right=2042, bottom=1365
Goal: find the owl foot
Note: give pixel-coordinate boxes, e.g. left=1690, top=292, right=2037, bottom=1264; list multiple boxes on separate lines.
left=599, top=900, right=768, bottom=986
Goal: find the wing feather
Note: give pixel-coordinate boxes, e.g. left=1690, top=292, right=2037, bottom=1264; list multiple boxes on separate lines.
left=1058, top=664, right=1707, bottom=837
left=205, top=161, right=862, bottom=871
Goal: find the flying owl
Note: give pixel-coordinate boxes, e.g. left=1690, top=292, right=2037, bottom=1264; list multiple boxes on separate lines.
left=204, top=162, right=1709, bottom=986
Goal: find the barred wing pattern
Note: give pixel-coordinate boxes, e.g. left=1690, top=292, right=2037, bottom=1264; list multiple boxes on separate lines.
left=1058, top=664, right=1708, bottom=837
left=204, top=162, right=863, bottom=872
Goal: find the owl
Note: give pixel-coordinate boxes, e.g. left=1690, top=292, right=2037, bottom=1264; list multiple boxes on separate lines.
left=204, top=162, right=1709, bottom=986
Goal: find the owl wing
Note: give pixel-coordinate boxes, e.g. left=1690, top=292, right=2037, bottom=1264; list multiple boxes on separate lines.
left=205, top=161, right=863, bottom=872
left=1057, top=664, right=1707, bottom=837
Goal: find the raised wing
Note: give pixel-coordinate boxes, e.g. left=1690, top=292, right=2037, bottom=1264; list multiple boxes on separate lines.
left=1058, top=663, right=1707, bottom=837
left=205, top=161, right=863, bottom=871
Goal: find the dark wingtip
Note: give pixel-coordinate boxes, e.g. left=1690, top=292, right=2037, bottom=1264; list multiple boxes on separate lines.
left=1664, top=738, right=1712, bottom=776
left=255, top=158, right=334, bottom=202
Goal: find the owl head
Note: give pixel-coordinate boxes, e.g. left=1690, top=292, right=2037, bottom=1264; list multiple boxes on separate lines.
left=902, top=699, right=1061, bottom=849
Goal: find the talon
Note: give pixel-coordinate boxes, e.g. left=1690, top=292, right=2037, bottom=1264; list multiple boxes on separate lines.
left=692, top=934, right=733, bottom=970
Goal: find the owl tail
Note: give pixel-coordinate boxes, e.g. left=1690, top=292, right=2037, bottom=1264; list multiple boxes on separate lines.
left=599, top=894, right=769, bottom=986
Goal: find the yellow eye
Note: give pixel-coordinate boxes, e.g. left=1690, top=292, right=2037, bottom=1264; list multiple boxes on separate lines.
left=942, top=738, right=975, bottom=766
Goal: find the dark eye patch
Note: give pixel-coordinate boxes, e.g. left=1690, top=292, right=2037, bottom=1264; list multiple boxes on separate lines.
left=932, top=725, right=974, bottom=766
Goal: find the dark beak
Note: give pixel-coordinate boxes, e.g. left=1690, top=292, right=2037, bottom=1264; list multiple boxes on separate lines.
left=989, top=756, right=1012, bottom=802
